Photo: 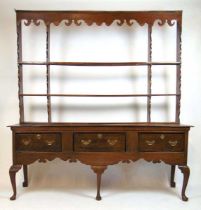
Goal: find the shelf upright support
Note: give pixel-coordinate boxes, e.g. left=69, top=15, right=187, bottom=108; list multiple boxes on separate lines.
left=175, top=18, right=182, bottom=123
left=17, top=20, right=24, bottom=123
left=46, top=24, right=52, bottom=122
left=147, top=24, right=152, bottom=122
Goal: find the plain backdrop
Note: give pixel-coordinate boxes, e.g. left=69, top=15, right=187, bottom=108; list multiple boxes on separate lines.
left=0, top=0, right=201, bottom=210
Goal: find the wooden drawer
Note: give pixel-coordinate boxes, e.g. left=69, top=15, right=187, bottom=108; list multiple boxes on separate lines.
left=74, top=133, right=126, bottom=152
left=164, top=133, right=185, bottom=152
left=139, top=133, right=184, bottom=152
left=16, top=133, right=62, bottom=152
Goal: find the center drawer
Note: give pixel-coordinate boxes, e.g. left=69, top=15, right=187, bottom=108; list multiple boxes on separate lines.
left=74, top=132, right=126, bottom=152
left=15, top=133, right=62, bottom=152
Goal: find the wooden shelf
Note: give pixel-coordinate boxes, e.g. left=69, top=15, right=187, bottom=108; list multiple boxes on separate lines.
left=21, top=93, right=179, bottom=97
left=19, top=61, right=181, bottom=66
left=16, top=10, right=182, bottom=124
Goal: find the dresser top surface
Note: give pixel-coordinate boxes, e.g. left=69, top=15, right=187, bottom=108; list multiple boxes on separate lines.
left=9, top=122, right=192, bottom=128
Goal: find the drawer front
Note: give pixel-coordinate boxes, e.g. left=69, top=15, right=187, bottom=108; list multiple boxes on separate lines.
left=139, top=133, right=184, bottom=152
left=139, top=133, right=164, bottom=152
left=74, top=133, right=126, bottom=152
left=164, top=134, right=185, bottom=152
left=16, top=133, right=62, bottom=152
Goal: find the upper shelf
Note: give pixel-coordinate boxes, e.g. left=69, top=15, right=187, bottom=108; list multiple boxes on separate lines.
left=16, top=10, right=182, bottom=27
left=19, top=61, right=181, bottom=66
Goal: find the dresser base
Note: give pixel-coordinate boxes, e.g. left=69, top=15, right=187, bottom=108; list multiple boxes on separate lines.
left=9, top=123, right=191, bottom=201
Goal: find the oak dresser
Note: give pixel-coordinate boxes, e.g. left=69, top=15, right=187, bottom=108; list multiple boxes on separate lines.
left=9, top=10, right=191, bottom=201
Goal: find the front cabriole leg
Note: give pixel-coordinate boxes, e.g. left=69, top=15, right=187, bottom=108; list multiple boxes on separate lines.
left=9, top=165, right=22, bottom=200
left=170, top=165, right=176, bottom=187
left=23, top=165, right=28, bottom=187
left=178, top=165, right=190, bottom=201
left=91, top=166, right=107, bottom=201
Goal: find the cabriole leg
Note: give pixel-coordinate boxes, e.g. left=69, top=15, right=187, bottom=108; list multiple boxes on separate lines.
left=23, top=165, right=28, bottom=187
left=9, top=165, right=22, bottom=200
left=91, top=166, right=107, bottom=201
left=178, top=165, right=190, bottom=201
left=170, top=165, right=176, bottom=187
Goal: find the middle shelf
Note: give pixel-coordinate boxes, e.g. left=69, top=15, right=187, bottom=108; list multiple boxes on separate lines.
left=19, top=61, right=181, bottom=66
left=20, top=93, right=179, bottom=97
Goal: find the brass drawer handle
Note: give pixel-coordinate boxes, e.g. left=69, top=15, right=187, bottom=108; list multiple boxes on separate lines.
left=21, top=138, right=31, bottom=146
left=146, top=140, right=155, bottom=146
left=97, top=134, right=103, bottom=139
left=107, top=139, right=118, bottom=146
left=36, top=134, right=42, bottom=140
left=168, top=140, right=178, bottom=147
left=160, top=134, right=165, bottom=140
left=81, top=139, right=91, bottom=146
left=46, top=139, right=55, bottom=146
